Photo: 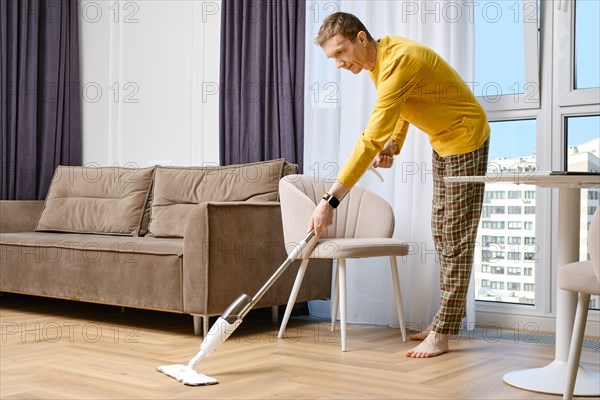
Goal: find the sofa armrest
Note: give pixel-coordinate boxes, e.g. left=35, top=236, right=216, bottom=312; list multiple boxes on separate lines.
left=0, top=200, right=45, bottom=232
left=182, top=201, right=331, bottom=315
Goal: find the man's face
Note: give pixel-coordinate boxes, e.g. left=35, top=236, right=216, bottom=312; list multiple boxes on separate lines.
left=321, top=33, right=370, bottom=74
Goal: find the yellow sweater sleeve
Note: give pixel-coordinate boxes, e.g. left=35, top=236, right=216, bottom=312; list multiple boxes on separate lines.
left=337, top=52, right=429, bottom=189
left=391, top=117, right=409, bottom=155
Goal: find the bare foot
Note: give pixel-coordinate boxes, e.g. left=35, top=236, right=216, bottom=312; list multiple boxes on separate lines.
left=409, top=323, right=433, bottom=341
left=406, top=331, right=449, bottom=358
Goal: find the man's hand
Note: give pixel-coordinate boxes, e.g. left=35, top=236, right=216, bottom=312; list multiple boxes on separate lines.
left=373, top=139, right=399, bottom=168
left=309, top=200, right=334, bottom=238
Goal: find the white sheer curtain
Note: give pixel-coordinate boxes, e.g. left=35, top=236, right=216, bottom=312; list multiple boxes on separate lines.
left=304, top=1, right=476, bottom=330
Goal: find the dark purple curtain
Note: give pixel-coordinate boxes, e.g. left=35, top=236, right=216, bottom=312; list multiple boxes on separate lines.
left=220, top=0, right=305, bottom=170
left=0, top=0, right=82, bottom=200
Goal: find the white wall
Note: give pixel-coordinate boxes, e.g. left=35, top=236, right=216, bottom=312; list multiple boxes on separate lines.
left=79, top=0, right=221, bottom=167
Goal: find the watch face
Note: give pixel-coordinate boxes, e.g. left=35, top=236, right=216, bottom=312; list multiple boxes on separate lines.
left=328, top=196, right=340, bottom=208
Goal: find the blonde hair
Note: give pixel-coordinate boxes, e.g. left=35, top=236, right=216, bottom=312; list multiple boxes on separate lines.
left=315, top=12, right=374, bottom=46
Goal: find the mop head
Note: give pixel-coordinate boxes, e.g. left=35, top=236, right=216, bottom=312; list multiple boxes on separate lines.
left=156, top=364, right=218, bottom=386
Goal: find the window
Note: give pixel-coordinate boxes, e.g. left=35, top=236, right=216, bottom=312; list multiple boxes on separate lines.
left=524, top=284, right=535, bottom=292
left=491, top=266, right=505, bottom=275
left=491, top=281, right=505, bottom=290
left=524, top=206, right=536, bottom=214
left=524, top=267, right=533, bottom=276
left=508, top=191, right=522, bottom=199
left=476, top=120, right=537, bottom=306
left=508, top=236, right=521, bottom=245
left=524, top=221, right=534, bottom=230
left=474, top=0, right=540, bottom=110
left=508, top=221, right=522, bottom=229
left=566, top=115, right=600, bottom=310
left=574, top=0, right=600, bottom=89
left=482, top=250, right=504, bottom=261
left=507, top=267, right=521, bottom=275
left=524, top=237, right=536, bottom=245
left=508, top=282, right=521, bottom=291
left=524, top=191, right=535, bottom=199
left=484, top=191, right=506, bottom=200
left=481, top=264, right=491, bottom=273
left=566, top=116, right=599, bottom=174
left=482, top=221, right=505, bottom=229
left=481, top=279, right=490, bottom=288
left=524, top=252, right=536, bottom=261
left=482, top=235, right=504, bottom=245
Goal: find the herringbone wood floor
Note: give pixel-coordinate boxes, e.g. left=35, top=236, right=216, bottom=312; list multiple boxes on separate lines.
left=0, top=293, right=598, bottom=399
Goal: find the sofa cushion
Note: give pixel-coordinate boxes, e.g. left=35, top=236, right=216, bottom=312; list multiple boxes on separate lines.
left=149, top=159, right=286, bottom=238
left=0, top=232, right=183, bottom=311
left=35, top=166, right=155, bottom=236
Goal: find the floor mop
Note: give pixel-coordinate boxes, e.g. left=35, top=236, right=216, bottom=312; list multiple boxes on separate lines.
left=157, top=230, right=316, bottom=385
left=157, top=166, right=383, bottom=386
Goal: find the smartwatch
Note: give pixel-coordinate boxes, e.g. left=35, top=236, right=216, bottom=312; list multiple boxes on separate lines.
left=322, top=193, right=340, bottom=209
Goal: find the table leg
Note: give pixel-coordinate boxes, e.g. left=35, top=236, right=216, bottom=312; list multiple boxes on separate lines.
left=503, top=187, right=599, bottom=395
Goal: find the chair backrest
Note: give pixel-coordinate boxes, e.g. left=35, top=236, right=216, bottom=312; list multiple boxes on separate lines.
left=279, top=175, right=395, bottom=251
left=589, top=207, right=600, bottom=282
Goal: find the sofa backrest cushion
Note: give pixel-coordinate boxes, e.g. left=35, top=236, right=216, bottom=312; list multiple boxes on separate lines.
left=35, top=165, right=155, bottom=236
left=149, top=159, right=287, bottom=238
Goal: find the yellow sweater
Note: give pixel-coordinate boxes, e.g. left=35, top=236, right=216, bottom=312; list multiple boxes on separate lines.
left=337, top=36, right=490, bottom=189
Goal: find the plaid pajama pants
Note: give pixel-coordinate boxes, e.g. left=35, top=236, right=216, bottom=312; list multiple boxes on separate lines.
left=431, top=139, right=489, bottom=335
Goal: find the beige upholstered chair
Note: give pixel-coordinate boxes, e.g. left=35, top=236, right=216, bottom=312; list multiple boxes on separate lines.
left=276, top=175, right=409, bottom=351
left=558, top=208, right=600, bottom=400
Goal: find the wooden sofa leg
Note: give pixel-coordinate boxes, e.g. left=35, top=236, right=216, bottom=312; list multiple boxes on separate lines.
left=203, top=316, right=210, bottom=337
left=192, top=315, right=211, bottom=336
left=271, top=305, right=279, bottom=323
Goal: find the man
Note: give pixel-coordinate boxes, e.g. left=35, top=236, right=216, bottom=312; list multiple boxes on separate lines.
left=309, top=12, right=490, bottom=358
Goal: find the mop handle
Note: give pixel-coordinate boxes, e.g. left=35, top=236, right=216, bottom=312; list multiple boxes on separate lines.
left=243, top=229, right=316, bottom=317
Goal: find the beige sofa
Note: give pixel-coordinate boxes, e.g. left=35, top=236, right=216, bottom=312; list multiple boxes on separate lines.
left=0, top=159, right=331, bottom=335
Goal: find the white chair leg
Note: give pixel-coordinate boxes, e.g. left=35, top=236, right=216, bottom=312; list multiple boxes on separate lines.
left=338, top=258, right=347, bottom=352
left=278, top=259, right=310, bottom=339
left=331, top=262, right=339, bottom=332
left=389, top=256, right=407, bottom=342
left=563, top=293, right=591, bottom=400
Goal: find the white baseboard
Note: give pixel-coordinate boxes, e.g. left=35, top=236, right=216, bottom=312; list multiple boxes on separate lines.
left=476, top=309, right=600, bottom=338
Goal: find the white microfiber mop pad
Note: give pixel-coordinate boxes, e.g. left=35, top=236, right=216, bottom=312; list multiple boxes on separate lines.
left=157, top=364, right=218, bottom=386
